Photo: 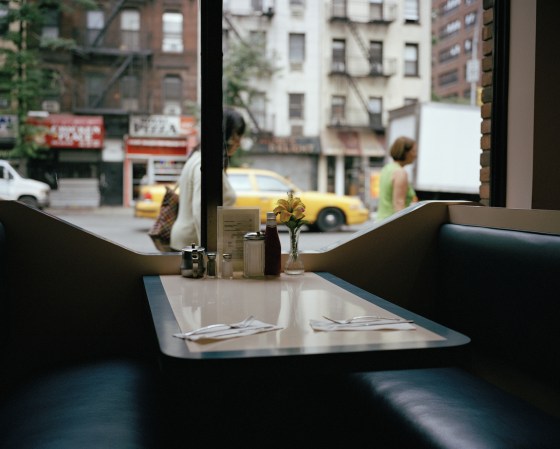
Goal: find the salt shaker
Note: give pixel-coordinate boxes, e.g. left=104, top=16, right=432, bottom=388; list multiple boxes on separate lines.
left=243, top=231, right=265, bottom=278
left=221, top=253, right=233, bottom=279
left=206, top=252, right=216, bottom=278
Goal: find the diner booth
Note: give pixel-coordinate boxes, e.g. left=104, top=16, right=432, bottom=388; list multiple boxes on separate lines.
left=1, top=199, right=559, bottom=447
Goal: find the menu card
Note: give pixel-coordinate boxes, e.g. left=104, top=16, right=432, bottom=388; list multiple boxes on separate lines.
left=217, top=207, right=260, bottom=273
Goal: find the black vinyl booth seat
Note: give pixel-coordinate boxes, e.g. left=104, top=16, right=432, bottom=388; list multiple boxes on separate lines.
left=347, top=224, right=560, bottom=449
left=0, top=220, right=165, bottom=448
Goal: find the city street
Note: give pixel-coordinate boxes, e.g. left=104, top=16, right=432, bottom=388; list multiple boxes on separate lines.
left=45, top=206, right=376, bottom=254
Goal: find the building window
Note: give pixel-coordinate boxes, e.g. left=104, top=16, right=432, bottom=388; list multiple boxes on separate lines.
left=291, top=125, right=303, bottom=137
left=331, top=0, right=346, bottom=18
left=0, top=3, right=9, bottom=36
left=369, top=0, right=383, bottom=21
left=86, top=10, right=104, bottom=46
left=250, top=92, right=266, bottom=130
left=439, top=19, right=461, bottom=39
left=404, top=97, right=418, bottom=105
left=163, top=75, right=182, bottom=115
left=465, top=11, right=477, bottom=28
left=289, top=93, right=304, bottom=120
left=163, top=12, right=183, bottom=53
left=438, top=69, right=459, bottom=87
left=289, top=33, right=305, bottom=69
left=331, top=95, right=346, bottom=125
left=252, top=0, right=263, bottom=12
left=369, top=41, right=383, bottom=75
left=41, top=7, right=59, bottom=42
left=439, top=44, right=461, bottom=63
left=331, top=39, right=346, bottom=72
left=404, top=43, right=419, bottom=76
left=368, top=97, right=382, bottom=129
left=86, top=73, right=104, bottom=107
left=120, top=9, right=140, bottom=51
left=0, top=73, right=11, bottom=109
left=404, top=0, right=419, bottom=23
left=121, top=75, right=139, bottom=111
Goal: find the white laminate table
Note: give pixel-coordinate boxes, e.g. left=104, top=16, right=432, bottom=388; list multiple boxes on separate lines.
left=144, top=272, right=469, bottom=369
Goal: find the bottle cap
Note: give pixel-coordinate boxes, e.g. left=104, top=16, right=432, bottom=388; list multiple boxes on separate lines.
left=244, top=231, right=264, bottom=240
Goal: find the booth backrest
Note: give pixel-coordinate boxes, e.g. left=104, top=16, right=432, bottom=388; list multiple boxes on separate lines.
left=436, top=224, right=560, bottom=383
left=0, top=221, right=5, bottom=349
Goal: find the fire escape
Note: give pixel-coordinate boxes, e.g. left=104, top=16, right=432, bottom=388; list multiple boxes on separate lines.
left=328, top=0, right=397, bottom=133
left=71, top=0, right=152, bottom=115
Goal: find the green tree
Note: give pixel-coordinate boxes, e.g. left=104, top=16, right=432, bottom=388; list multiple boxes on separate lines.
left=0, top=0, right=97, bottom=159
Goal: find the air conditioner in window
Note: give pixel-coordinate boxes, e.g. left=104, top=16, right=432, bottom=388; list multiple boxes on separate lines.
left=42, top=100, right=60, bottom=113
left=163, top=104, right=181, bottom=116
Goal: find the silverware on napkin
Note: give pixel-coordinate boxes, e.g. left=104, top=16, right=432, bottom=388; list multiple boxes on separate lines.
left=173, top=316, right=281, bottom=341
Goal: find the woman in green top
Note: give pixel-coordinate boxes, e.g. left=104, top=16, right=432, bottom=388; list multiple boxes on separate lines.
left=376, top=136, right=418, bottom=221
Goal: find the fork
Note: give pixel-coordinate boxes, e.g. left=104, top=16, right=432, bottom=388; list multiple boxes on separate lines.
left=322, top=315, right=403, bottom=324
left=174, top=315, right=255, bottom=338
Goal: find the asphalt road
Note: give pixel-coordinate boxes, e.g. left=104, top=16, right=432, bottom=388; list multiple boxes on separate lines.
left=45, top=206, right=376, bottom=254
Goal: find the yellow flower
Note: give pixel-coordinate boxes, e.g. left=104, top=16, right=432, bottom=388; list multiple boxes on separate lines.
left=274, top=192, right=308, bottom=230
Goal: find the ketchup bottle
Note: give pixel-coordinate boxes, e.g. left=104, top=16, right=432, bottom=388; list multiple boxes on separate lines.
left=264, top=212, right=281, bottom=276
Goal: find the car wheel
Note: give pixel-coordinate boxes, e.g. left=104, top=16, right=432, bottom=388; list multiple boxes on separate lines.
left=18, top=196, right=40, bottom=209
left=316, top=208, right=345, bottom=232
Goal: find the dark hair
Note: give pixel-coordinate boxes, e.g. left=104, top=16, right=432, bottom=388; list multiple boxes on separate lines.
left=223, top=108, right=246, bottom=142
left=390, top=136, right=416, bottom=161
left=222, top=108, right=246, bottom=168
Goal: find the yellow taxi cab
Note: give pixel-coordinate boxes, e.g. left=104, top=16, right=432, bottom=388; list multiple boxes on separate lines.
left=135, top=167, right=370, bottom=232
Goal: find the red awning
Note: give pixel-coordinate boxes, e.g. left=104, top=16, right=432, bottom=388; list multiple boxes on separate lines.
left=125, top=137, right=189, bottom=156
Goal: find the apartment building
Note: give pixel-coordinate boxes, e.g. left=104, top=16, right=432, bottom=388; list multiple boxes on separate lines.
left=431, top=0, right=482, bottom=103
left=224, top=0, right=431, bottom=207
left=6, top=0, right=199, bottom=207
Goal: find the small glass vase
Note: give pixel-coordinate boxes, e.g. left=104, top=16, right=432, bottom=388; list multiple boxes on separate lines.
left=285, top=226, right=304, bottom=275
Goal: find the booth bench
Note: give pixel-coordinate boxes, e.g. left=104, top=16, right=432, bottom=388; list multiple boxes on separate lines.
left=344, top=222, right=560, bottom=448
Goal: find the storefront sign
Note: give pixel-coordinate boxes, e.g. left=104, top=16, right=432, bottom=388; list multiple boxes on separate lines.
left=252, top=135, right=320, bottom=154
left=26, top=115, right=104, bottom=149
left=129, top=115, right=196, bottom=138
left=125, top=137, right=189, bottom=156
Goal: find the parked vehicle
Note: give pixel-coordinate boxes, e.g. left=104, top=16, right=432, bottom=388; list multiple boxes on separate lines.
left=0, top=159, right=51, bottom=209
left=135, top=167, right=370, bottom=232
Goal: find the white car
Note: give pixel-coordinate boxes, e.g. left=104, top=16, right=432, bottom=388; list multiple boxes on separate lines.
left=0, top=159, right=51, bottom=209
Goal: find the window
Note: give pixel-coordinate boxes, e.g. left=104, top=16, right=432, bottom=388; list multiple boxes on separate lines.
left=440, top=19, right=461, bottom=39
left=404, top=43, right=419, bottom=76
left=289, top=33, right=305, bottom=68
left=289, top=93, right=304, bottom=120
left=368, top=97, right=382, bottom=129
left=250, top=92, right=266, bottom=130
left=331, top=0, right=346, bottom=18
left=121, top=75, right=139, bottom=111
left=369, top=41, right=383, bottom=75
left=0, top=73, right=11, bottom=109
left=86, top=73, right=104, bottom=107
left=0, top=3, right=9, bottom=36
left=163, top=12, right=183, bottom=53
left=465, top=12, right=477, bottom=28
left=163, top=75, right=182, bottom=115
left=404, top=0, right=419, bottom=23
left=252, top=0, right=263, bottom=12
left=404, top=97, right=418, bottom=105
left=331, top=95, right=346, bottom=124
left=439, top=44, right=461, bottom=63
left=41, top=7, right=59, bottom=41
left=87, top=10, right=104, bottom=46
left=438, top=69, right=459, bottom=87
left=332, top=39, right=346, bottom=72
left=255, top=175, right=290, bottom=192
left=228, top=174, right=253, bottom=191
left=369, top=0, right=383, bottom=21
left=120, top=9, right=140, bottom=51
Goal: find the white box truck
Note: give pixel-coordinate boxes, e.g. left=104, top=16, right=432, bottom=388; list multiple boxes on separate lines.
left=0, top=159, right=51, bottom=209
left=386, top=102, right=481, bottom=201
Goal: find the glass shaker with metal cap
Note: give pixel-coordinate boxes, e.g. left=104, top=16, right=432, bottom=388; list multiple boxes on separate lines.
left=243, top=231, right=265, bottom=278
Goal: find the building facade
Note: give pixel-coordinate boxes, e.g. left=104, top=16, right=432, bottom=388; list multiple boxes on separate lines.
left=224, top=0, right=431, bottom=209
left=431, top=0, right=483, bottom=103
left=28, top=0, right=199, bottom=206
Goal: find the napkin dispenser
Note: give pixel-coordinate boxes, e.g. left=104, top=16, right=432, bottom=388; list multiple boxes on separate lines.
left=181, top=243, right=206, bottom=278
